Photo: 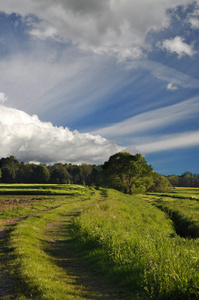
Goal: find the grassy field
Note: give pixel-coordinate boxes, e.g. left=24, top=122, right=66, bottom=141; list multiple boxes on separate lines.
left=0, top=185, right=199, bottom=299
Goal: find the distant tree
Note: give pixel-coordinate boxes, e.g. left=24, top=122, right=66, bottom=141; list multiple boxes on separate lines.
left=102, top=152, right=153, bottom=194
left=192, top=174, right=199, bottom=187
left=16, top=163, right=34, bottom=183
left=49, top=164, right=70, bottom=184
left=80, top=164, right=93, bottom=185
left=32, top=165, right=50, bottom=183
left=167, top=175, right=179, bottom=187
left=71, top=166, right=83, bottom=184
left=0, top=156, right=19, bottom=183
left=148, top=173, right=172, bottom=192
left=2, top=166, right=17, bottom=183
left=90, top=165, right=102, bottom=186
left=179, top=172, right=193, bottom=187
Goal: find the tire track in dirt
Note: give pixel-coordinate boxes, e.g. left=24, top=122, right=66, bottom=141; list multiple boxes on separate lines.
left=44, top=210, right=130, bottom=300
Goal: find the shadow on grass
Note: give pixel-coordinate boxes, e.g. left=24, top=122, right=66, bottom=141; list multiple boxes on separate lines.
left=44, top=215, right=132, bottom=300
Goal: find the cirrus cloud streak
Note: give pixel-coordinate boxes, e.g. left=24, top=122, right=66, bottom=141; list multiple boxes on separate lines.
left=134, top=130, right=199, bottom=153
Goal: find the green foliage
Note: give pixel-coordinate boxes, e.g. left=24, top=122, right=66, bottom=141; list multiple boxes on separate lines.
left=32, top=164, right=50, bottom=183
left=167, top=172, right=199, bottom=187
left=148, top=172, right=172, bottom=192
left=49, top=164, right=70, bottom=183
left=0, top=156, right=102, bottom=186
left=102, top=152, right=153, bottom=194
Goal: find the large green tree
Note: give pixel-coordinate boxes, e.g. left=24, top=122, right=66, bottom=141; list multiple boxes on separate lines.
left=102, top=152, right=153, bottom=194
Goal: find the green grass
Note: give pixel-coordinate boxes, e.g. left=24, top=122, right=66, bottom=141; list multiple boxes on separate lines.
left=1, top=186, right=199, bottom=299
left=145, top=188, right=199, bottom=238
left=8, top=201, right=96, bottom=299
left=0, top=184, right=86, bottom=195
left=72, top=189, right=199, bottom=299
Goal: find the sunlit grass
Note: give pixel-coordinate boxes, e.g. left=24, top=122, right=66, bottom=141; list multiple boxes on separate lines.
left=1, top=186, right=199, bottom=299
left=6, top=187, right=99, bottom=299
left=72, top=189, right=199, bottom=299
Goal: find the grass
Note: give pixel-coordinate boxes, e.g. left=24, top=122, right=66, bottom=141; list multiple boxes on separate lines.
left=5, top=187, right=119, bottom=299
left=0, top=184, right=86, bottom=195
left=144, top=188, right=199, bottom=238
left=0, top=185, right=199, bottom=299
left=72, top=189, right=199, bottom=299
left=8, top=202, right=95, bottom=299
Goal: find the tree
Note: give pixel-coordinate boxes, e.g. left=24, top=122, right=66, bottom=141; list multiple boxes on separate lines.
left=49, top=164, right=70, bottom=184
left=148, top=173, right=172, bottom=192
left=179, top=172, right=193, bottom=187
left=80, top=164, right=93, bottom=185
left=71, top=166, right=83, bottom=184
left=0, top=156, right=19, bottom=183
left=167, top=175, right=179, bottom=187
left=102, top=152, right=153, bottom=194
left=32, top=165, right=50, bottom=183
left=16, top=163, right=34, bottom=183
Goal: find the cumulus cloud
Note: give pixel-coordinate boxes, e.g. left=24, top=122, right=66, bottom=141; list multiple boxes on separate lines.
left=167, top=82, right=178, bottom=90
left=161, top=36, right=196, bottom=58
left=188, top=8, right=199, bottom=28
left=0, top=0, right=194, bottom=60
left=0, top=105, right=123, bottom=164
left=0, top=92, right=8, bottom=104
left=189, top=17, right=199, bottom=28
left=29, top=24, right=58, bottom=40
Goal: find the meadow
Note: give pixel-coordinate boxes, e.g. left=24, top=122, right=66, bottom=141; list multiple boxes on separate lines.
left=0, top=184, right=199, bottom=299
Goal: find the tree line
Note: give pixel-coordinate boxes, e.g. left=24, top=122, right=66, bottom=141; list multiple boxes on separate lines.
left=0, top=155, right=100, bottom=186
left=0, top=153, right=173, bottom=193
left=167, top=172, right=199, bottom=187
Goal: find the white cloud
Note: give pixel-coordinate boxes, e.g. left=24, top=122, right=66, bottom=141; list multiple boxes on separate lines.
left=135, top=130, right=199, bottom=153
left=0, top=92, right=8, bottom=104
left=29, top=24, right=58, bottom=40
left=0, top=105, right=123, bottom=164
left=92, top=96, right=199, bottom=138
left=125, top=59, right=199, bottom=89
left=161, top=36, right=196, bottom=58
left=167, top=82, right=178, bottom=90
left=188, top=8, right=199, bottom=28
left=189, top=17, right=199, bottom=28
left=0, top=0, right=194, bottom=60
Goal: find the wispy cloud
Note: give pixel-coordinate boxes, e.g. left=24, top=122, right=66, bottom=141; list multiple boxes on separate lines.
left=0, top=105, right=123, bottom=164
left=125, top=59, right=199, bottom=89
left=92, top=96, right=199, bottom=138
left=134, top=130, right=199, bottom=153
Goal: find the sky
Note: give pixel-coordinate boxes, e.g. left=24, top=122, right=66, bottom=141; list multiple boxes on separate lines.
left=0, top=0, right=199, bottom=175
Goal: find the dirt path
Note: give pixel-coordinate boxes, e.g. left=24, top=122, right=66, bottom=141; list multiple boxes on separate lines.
left=44, top=211, right=128, bottom=300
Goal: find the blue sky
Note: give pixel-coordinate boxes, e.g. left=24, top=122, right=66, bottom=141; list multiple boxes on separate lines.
left=0, top=0, right=199, bottom=175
